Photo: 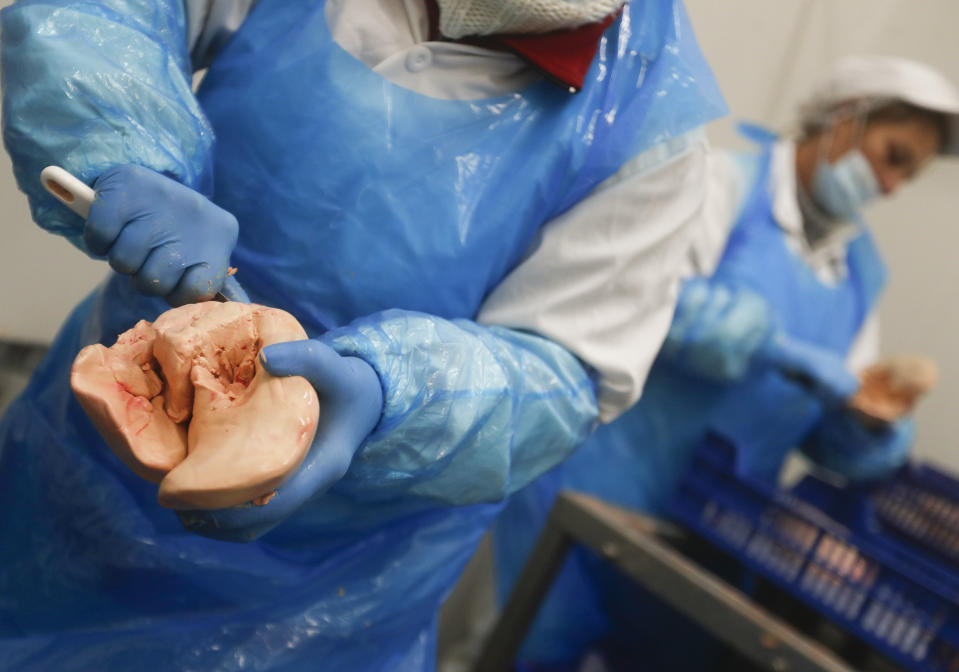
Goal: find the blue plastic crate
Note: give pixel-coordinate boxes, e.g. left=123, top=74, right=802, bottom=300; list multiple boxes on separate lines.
left=788, top=470, right=959, bottom=592
left=873, top=465, right=959, bottom=568
left=670, top=436, right=959, bottom=672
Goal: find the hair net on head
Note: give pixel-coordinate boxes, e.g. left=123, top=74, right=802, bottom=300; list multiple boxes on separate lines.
left=437, top=0, right=624, bottom=38
left=799, top=55, right=959, bottom=154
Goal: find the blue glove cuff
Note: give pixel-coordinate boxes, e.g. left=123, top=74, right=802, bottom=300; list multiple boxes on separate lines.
left=808, top=414, right=915, bottom=482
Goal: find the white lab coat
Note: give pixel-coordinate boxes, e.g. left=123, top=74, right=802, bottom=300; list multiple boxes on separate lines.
left=187, top=0, right=713, bottom=422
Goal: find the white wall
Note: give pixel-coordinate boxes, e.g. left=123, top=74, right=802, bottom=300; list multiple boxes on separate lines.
left=0, top=0, right=108, bottom=343
left=0, top=177, right=106, bottom=343
left=685, top=0, right=959, bottom=471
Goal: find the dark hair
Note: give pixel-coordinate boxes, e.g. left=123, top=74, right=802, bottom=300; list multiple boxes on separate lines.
left=801, top=100, right=950, bottom=150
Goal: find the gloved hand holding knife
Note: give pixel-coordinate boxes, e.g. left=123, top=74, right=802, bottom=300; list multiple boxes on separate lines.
left=661, top=277, right=913, bottom=481
left=662, top=277, right=857, bottom=404
left=757, top=331, right=860, bottom=408
left=41, top=164, right=248, bottom=305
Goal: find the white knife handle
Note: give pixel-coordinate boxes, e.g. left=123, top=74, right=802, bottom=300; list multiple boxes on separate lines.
left=41, top=166, right=95, bottom=219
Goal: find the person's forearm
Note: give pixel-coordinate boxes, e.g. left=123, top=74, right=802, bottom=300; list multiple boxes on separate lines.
left=2, top=0, right=212, bottom=252
left=321, top=310, right=598, bottom=506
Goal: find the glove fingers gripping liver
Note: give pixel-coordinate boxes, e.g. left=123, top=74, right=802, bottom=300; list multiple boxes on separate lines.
left=71, top=302, right=319, bottom=509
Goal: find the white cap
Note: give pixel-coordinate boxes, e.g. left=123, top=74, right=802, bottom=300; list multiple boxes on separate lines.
left=801, top=55, right=959, bottom=155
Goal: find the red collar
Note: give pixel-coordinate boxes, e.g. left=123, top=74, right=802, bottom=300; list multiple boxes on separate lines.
left=425, top=1, right=620, bottom=93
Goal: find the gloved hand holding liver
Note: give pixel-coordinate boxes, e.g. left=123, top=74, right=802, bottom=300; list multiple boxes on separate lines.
left=850, top=354, right=938, bottom=423
left=71, top=301, right=319, bottom=510
left=177, top=338, right=384, bottom=542
left=806, top=412, right=916, bottom=482
left=803, top=356, right=936, bottom=481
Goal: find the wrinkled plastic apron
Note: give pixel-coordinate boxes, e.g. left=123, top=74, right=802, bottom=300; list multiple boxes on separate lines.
left=197, top=1, right=724, bottom=332
left=0, top=0, right=726, bottom=669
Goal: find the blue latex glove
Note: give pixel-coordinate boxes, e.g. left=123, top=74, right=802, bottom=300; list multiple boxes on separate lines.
left=805, top=412, right=915, bottom=482
left=85, top=165, right=238, bottom=306
left=660, top=277, right=776, bottom=382
left=177, top=339, right=384, bottom=542
left=758, top=333, right=860, bottom=407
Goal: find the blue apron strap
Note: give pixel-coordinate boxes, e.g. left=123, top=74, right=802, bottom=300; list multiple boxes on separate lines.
left=845, top=220, right=888, bottom=311
left=722, top=128, right=776, bottom=239
left=735, top=121, right=780, bottom=147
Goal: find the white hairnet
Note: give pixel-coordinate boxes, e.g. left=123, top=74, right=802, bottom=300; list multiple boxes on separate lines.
left=437, top=0, right=623, bottom=38
left=800, top=55, right=959, bottom=155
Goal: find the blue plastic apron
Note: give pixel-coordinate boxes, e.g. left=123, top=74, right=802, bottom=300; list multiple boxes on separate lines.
left=197, top=0, right=728, bottom=333
left=495, top=126, right=886, bottom=666
left=0, top=1, right=726, bottom=669
left=707, top=125, right=886, bottom=482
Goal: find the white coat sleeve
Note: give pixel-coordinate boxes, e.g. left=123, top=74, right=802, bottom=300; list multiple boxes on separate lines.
left=846, top=311, right=881, bottom=373
left=477, top=130, right=710, bottom=423
left=683, top=149, right=758, bottom=278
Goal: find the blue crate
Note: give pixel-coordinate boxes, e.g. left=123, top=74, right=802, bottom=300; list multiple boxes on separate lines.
left=789, top=471, right=959, bottom=590
left=670, top=436, right=959, bottom=672
left=873, top=465, right=959, bottom=568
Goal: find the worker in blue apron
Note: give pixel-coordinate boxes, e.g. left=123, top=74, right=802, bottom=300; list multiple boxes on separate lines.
left=0, top=0, right=727, bottom=669
left=494, top=55, right=959, bottom=670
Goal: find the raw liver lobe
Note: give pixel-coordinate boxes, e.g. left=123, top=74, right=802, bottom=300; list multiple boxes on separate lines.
left=71, top=302, right=319, bottom=509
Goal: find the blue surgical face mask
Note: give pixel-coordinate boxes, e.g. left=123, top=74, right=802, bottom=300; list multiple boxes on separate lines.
left=811, top=149, right=881, bottom=221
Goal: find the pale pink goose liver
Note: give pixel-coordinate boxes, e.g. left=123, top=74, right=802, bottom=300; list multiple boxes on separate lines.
left=71, top=302, right=319, bottom=509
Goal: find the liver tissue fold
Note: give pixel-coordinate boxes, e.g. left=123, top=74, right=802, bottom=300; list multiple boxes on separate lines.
left=71, top=302, right=319, bottom=510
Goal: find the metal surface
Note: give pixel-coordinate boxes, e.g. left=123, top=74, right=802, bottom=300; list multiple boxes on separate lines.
left=472, top=504, right=574, bottom=672
left=0, top=341, right=47, bottom=417
left=473, top=491, right=857, bottom=672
